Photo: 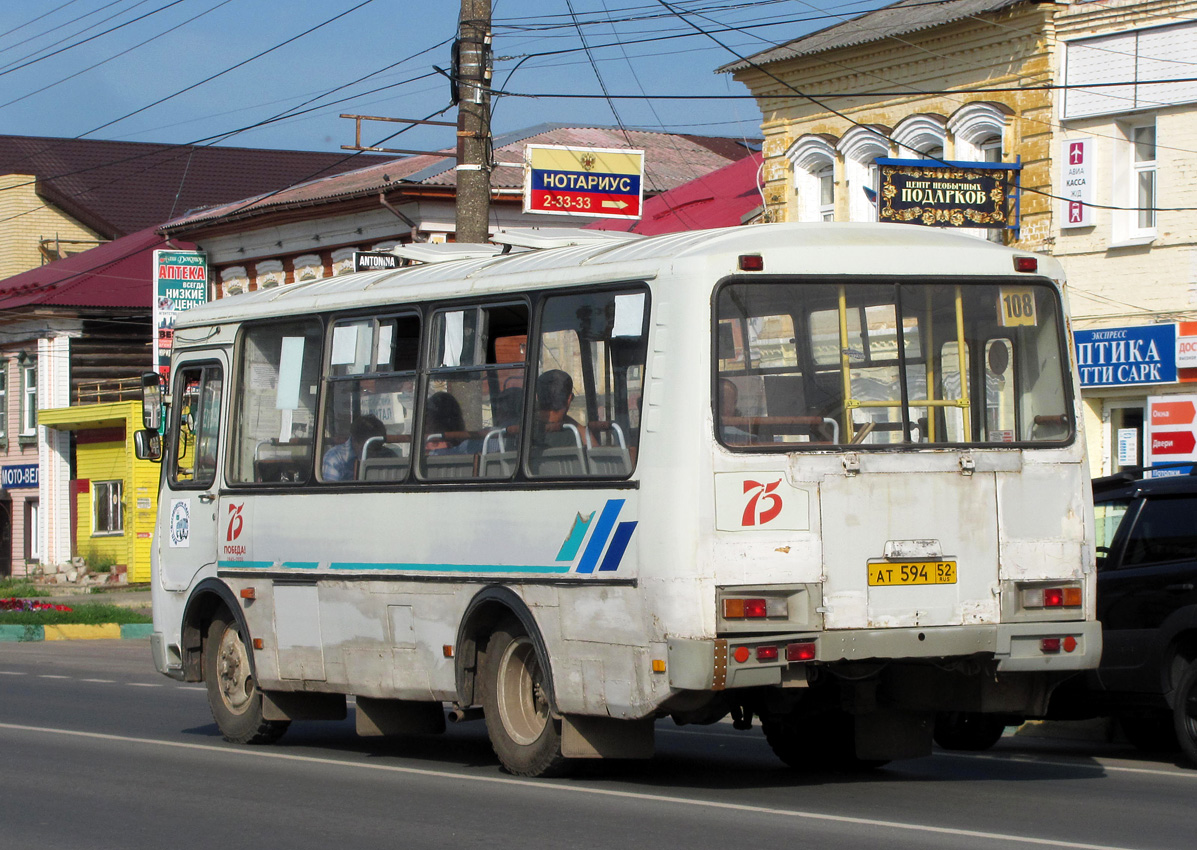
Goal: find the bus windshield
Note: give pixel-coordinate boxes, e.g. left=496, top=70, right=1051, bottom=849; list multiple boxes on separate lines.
left=716, top=278, right=1072, bottom=448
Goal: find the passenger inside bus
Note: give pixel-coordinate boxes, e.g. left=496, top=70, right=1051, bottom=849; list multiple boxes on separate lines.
left=534, top=370, right=595, bottom=449
left=425, top=391, right=481, bottom=455
left=719, top=378, right=755, bottom=444
left=322, top=415, right=386, bottom=481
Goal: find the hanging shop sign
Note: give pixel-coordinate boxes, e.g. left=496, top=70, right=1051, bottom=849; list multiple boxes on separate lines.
left=0, top=464, right=38, bottom=489
left=1060, top=138, right=1093, bottom=229
left=524, top=144, right=644, bottom=219
left=876, top=158, right=1019, bottom=229
left=154, top=250, right=209, bottom=380
left=1074, top=324, right=1177, bottom=388
left=1145, top=394, right=1197, bottom=475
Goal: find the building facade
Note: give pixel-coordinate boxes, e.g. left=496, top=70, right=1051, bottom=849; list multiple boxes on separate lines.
left=725, top=0, right=1197, bottom=475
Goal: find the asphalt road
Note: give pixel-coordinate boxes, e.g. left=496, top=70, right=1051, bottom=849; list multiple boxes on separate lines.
left=2, top=641, right=1195, bottom=850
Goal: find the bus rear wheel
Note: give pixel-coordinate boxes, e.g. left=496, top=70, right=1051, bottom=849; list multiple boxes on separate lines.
left=203, top=610, right=289, bottom=745
left=761, top=709, right=888, bottom=772
left=481, top=622, right=566, bottom=777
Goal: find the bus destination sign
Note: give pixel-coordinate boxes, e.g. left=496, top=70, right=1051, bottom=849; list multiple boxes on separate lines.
left=524, top=144, right=644, bottom=219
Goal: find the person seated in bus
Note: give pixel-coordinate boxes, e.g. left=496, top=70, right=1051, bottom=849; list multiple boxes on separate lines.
left=322, top=414, right=386, bottom=481
left=490, top=386, right=524, bottom=449
left=424, top=391, right=482, bottom=455
left=534, top=370, right=595, bottom=449
left=719, top=378, right=755, bottom=444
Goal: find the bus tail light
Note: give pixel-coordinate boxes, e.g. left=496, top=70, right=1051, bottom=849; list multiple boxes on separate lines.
left=786, top=642, right=816, bottom=662
left=756, top=646, right=779, bottom=662
left=739, top=254, right=764, bottom=272
left=722, top=597, right=787, bottom=619
left=1041, top=638, right=1061, bottom=653
left=1022, top=584, right=1083, bottom=609
left=1014, top=256, right=1038, bottom=273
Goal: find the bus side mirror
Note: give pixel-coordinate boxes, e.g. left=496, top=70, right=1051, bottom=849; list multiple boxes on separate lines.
left=141, top=371, right=163, bottom=430
left=134, top=429, right=162, bottom=462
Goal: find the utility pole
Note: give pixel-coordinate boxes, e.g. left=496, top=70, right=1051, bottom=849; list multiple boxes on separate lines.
left=455, top=0, right=492, bottom=244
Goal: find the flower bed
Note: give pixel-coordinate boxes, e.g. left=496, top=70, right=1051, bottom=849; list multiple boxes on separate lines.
left=1, top=598, right=73, bottom=613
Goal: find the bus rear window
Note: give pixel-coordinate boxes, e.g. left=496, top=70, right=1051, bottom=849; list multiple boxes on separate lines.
left=715, top=279, right=1072, bottom=449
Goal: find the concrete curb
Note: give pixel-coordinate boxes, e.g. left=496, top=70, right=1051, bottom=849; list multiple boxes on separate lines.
left=0, top=623, right=153, bottom=642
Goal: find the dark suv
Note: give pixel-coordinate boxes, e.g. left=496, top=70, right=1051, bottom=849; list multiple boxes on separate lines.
left=1047, top=469, right=1197, bottom=763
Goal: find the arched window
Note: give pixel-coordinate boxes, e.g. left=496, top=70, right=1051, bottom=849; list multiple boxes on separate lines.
left=948, top=103, right=1010, bottom=241
left=786, top=135, right=838, bottom=222
left=838, top=126, right=891, bottom=222
left=892, top=114, right=947, bottom=161
left=948, top=102, right=1008, bottom=162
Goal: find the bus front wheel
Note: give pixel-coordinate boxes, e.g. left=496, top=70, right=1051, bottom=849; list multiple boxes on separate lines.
left=481, top=622, right=566, bottom=777
left=203, top=610, right=289, bottom=745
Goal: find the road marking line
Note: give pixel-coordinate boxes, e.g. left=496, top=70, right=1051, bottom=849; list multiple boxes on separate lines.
left=81, top=679, right=115, bottom=683
left=177, top=686, right=206, bottom=692
left=935, top=751, right=1197, bottom=780
left=0, top=671, right=28, bottom=676
left=37, top=675, right=70, bottom=679
left=0, top=722, right=1149, bottom=850
left=126, top=683, right=162, bottom=688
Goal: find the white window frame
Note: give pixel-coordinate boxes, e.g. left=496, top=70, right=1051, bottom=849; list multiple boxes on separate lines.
left=838, top=126, right=890, bottom=222
left=1112, top=117, right=1158, bottom=245
left=27, top=500, right=40, bottom=561
left=20, top=362, right=36, bottom=437
left=786, top=135, right=838, bottom=223
left=92, top=480, right=124, bottom=536
left=891, top=114, right=947, bottom=162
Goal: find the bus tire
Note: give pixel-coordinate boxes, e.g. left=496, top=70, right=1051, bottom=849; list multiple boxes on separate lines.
left=932, top=712, right=1007, bottom=751
left=203, top=609, right=289, bottom=745
left=481, top=621, right=567, bottom=777
left=761, top=710, right=888, bottom=772
left=1172, top=659, right=1197, bottom=767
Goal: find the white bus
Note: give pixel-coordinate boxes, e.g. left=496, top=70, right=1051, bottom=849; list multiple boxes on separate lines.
left=141, top=223, right=1099, bottom=776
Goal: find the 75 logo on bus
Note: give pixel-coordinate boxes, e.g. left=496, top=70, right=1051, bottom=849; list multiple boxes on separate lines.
left=714, top=473, right=811, bottom=533
left=742, top=479, right=783, bottom=527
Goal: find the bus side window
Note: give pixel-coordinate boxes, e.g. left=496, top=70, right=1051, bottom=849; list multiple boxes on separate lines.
left=530, top=288, right=649, bottom=479
left=321, top=313, right=419, bottom=483
left=170, top=364, right=222, bottom=489
left=229, top=319, right=323, bottom=485
left=419, top=303, right=528, bottom=481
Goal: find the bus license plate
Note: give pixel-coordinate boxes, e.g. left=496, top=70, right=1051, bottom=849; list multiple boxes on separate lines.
left=868, top=561, right=957, bottom=586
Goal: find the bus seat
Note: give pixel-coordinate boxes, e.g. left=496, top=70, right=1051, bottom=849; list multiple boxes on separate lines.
left=586, top=446, right=630, bottom=476
left=530, top=446, right=586, bottom=476
left=423, top=454, right=478, bottom=480
left=360, top=456, right=410, bottom=481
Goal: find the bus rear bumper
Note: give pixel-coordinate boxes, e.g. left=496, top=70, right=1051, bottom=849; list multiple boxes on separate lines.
left=667, top=621, right=1101, bottom=691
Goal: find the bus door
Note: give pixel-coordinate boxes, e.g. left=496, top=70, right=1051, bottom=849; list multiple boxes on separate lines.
left=160, top=353, right=227, bottom=592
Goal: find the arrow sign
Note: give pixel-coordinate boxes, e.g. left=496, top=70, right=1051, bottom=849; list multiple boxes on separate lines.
left=601, top=200, right=629, bottom=210
left=1152, top=431, right=1197, bottom=455
left=1151, top=400, right=1197, bottom=426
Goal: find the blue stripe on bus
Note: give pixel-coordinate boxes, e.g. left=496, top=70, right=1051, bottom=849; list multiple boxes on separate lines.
left=556, top=511, right=595, bottom=562
left=575, top=499, right=624, bottom=574
left=218, top=561, right=274, bottom=569
left=282, top=562, right=319, bottom=570
left=598, top=521, right=637, bottom=572
left=328, top=562, right=572, bottom=574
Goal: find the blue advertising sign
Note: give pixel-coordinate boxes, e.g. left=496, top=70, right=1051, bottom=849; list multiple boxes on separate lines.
left=1, top=463, right=38, bottom=489
left=1074, top=324, right=1177, bottom=387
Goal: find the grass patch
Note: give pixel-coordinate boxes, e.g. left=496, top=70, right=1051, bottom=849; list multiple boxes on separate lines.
left=0, top=604, right=151, bottom=626
left=0, top=578, right=48, bottom=598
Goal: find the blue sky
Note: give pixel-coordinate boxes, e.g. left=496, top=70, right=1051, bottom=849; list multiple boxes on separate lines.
left=0, top=0, right=886, bottom=152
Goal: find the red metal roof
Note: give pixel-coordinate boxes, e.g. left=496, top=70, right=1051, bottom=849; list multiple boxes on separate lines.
left=587, top=152, right=763, bottom=235
left=0, top=228, right=188, bottom=310
left=0, top=135, right=389, bottom=239
left=162, top=124, right=758, bottom=232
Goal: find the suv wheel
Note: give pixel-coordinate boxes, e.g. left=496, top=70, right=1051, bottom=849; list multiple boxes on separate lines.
left=1173, top=659, right=1197, bottom=767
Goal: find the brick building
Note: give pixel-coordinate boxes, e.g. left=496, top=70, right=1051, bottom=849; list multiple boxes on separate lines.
left=723, top=0, right=1197, bottom=475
